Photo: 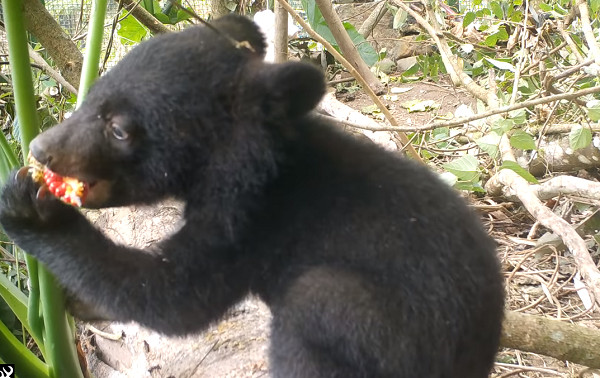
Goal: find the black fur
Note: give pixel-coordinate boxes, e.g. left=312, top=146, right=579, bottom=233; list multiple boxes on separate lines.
left=0, top=15, right=504, bottom=378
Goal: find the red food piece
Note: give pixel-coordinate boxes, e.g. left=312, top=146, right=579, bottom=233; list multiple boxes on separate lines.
left=42, top=170, right=88, bottom=206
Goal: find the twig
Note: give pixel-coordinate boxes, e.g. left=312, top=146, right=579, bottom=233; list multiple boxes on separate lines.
left=28, top=47, right=78, bottom=94
left=85, top=324, right=122, bottom=340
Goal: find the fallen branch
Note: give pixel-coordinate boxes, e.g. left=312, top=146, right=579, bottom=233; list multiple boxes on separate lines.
left=519, top=131, right=600, bottom=177
left=486, top=136, right=600, bottom=306
left=501, top=311, right=600, bottom=369
left=528, top=176, right=600, bottom=201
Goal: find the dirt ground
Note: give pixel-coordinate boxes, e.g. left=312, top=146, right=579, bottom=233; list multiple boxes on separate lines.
left=83, top=80, right=600, bottom=378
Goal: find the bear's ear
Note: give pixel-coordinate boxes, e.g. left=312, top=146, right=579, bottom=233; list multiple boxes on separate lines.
left=212, top=14, right=267, bottom=58
left=258, top=62, right=326, bottom=120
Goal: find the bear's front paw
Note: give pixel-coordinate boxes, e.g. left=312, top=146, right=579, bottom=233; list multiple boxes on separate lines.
left=0, top=168, right=80, bottom=235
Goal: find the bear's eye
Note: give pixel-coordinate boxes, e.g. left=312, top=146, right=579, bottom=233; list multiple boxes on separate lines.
left=110, top=122, right=129, bottom=141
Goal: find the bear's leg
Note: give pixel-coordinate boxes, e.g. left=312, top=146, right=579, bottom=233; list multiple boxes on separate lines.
left=268, top=267, right=407, bottom=378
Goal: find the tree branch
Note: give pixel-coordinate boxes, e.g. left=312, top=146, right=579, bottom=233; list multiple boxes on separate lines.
left=22, top=0, right=83, bottom=88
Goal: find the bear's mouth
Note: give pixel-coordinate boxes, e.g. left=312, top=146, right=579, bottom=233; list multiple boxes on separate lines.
left=27, top=153, right=110, bottom=208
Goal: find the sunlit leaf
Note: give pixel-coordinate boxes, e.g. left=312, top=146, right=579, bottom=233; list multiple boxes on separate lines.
left=442, top=155, right=480, bottom=182
left=463, top=11, right=476, bottom=27
left=476, top=133, right=501, bottom=159
left=510, top=130, right=536, bottom=150
left=569, top=125, right=592, bottom=151
left=485, top=57, right=515, bottom=72
left=491, top=119, right=514, bottom=135
left=490, top=1, right=503, bottom=18
left=118, top=13, right=147, bottom=44
left=509, top=109, right=527, bottom=124
left=500, top=161, right=539, bottom=183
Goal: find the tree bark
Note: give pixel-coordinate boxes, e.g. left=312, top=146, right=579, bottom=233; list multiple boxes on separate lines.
left=502, top=311, right=600, bottom=369
left=274, top=0, right=288, bottom=63
left=22, top=0, right=83, bottom=89
left=314, top=0, right=384, bottom=94
left=210, top=0, right=231, bottom=19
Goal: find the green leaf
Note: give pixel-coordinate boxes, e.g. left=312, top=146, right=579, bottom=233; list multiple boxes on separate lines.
left=586, top=107, right=600, bottom=121
left=442, top=155, right=480, bottom=182
left=510, top=11, right=523, bottom=22
left=118, top=13, right=147, bottom=44
left=569, top=125, right=592, bottom=151
left=539, top=2, right=552, bottom=11
left=510, top=130, right=536, bottom=150
left=344, top=22, right=378, bottom=66
left=463, top=11, right=476, bottom=27
left=153, top=12, right=170, bottom=23
left=490, top=1, right=503, bottom=18
left=175, top=9, right=192, bottom=23
left=496, top=27, right=509, bottom=40
left=491, top=118, right=514, bottom=135
left=455, top=180, right=485, bottom=193
left=509, top=108, right=527, bottom=124
left=500, top=161, right=538, bottom=183
left=476, top=133, right=500, bottom=159
left=591, top=0, right=600, bottom=12
left=484, top=34, right=499, bottom=47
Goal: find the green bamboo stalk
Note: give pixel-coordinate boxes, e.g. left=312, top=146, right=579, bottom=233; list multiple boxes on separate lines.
left=2, top=0, right=84, bottom=377
left=77, top=0, right=109, bottom=107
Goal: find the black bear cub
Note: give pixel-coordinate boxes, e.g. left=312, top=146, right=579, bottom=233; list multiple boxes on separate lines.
left=0, top=15, right=504, bottom=378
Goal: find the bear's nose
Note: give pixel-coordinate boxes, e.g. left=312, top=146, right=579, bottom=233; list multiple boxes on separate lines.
left=29, top=135, right=53, bottom=166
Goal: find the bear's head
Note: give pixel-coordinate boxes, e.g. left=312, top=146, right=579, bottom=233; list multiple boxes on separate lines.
left=30, top=15, right=325, bottom=208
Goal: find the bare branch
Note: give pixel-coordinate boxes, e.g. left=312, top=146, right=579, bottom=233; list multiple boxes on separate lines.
left=320, top=86, right=600, bottom=132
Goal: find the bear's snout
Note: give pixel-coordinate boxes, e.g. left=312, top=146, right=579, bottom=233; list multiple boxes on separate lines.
left=29, top=134, right=53, bottom=167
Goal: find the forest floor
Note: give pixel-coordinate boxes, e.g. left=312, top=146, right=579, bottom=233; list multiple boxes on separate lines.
left=85, top=81, right=600, bottom=378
